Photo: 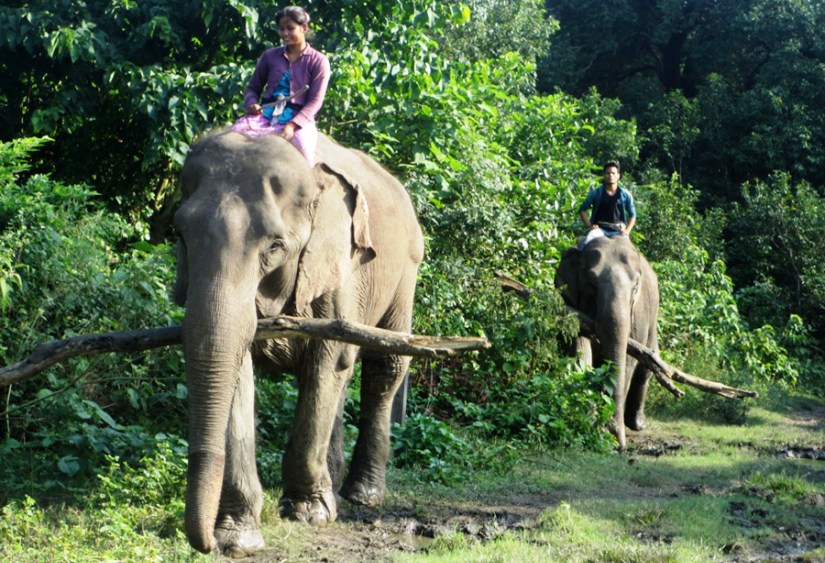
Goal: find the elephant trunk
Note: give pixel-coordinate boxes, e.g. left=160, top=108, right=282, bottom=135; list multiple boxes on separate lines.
left=595, top=289, right=632, bottom=448
left=182, top=286, right=257, bottom=553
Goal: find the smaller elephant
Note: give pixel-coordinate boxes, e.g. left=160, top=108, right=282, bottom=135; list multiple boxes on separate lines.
left=554, top=236, right=659, bottom=450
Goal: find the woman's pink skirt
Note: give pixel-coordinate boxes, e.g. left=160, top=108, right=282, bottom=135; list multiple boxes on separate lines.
left=230, top=115, right=318, bottom=166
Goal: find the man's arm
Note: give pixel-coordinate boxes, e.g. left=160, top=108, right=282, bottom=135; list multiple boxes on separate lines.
left=622, top=216, right=635, bottom=236
left=578, top=189, right=599, bottom=230
left=580, top=211, right=598, bottom=230
left=621, top=189, right=637, bottom=236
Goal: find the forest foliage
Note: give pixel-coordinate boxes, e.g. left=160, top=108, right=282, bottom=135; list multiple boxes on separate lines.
left=0, top=0, right=823, bottom=508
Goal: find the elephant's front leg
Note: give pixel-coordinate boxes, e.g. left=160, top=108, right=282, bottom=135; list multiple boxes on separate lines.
left=279, top=342, right=355, bottom=525
left=341, top=353, right=409, bottom=507
left=215, top=351, right=265, bottom=557
left=624, top=360, right=653, bottom=431
left=602, top=360, right=628, bottom=451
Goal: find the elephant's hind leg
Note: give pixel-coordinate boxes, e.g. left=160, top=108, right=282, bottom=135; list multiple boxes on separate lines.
left=215, top=352, right=265, bottom=557
left=341, top=352, right=409, bottom=507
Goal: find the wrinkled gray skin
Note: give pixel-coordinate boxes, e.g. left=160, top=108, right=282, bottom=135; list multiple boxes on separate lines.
left=174, top=131, right=423, bottom=556
left=554, top=236, right=659, bottom=450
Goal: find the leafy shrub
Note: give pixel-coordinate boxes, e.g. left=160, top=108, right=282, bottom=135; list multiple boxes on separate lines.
left=632, top=172, right=726, bottom=263
left=728, top=174, right=825, bottom=344
left=391, top=413, right=514, bottom=484
left=92, top=436, right=187, bottom=509
left=657, top=245, right=799, bottom=385
left=651, top=242, right=802, bottom=422
left=0, top=138, right=185, bottom=495
left=253, top=378, right=297, bottom=487
left=0, top=496, right=46, bottom=548
left=460, top=361, right=616, bottom=451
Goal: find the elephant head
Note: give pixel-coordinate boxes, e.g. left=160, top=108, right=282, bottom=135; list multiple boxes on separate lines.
left=555, top=236, right=659, bottom=450
left=173, top=132, right=375, bottom=552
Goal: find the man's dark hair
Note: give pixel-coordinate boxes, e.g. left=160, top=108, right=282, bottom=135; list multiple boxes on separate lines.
left=603, top=160, right=621, bottom=173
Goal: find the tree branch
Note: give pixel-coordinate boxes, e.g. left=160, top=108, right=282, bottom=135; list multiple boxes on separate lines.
left=0, top=316, right=490, bottom=388
left=570, top=306, right=755, bottom=400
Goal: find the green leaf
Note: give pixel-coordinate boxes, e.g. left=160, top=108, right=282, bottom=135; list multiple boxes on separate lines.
left=58, top=455, right=81, bottom=477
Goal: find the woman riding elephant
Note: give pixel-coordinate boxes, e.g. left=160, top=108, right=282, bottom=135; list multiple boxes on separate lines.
left=230, top=6, right=330, bottom=165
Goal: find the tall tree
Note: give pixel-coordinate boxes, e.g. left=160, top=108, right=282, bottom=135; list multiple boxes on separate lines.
left=0, top=0, right=270, bottom=236
left=541, top=0, right=825, bottom=202
left=539, top=0, right=736, bottom=98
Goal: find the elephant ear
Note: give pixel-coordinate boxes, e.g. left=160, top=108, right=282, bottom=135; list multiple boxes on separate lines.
left=293, top=164, right=375, bottom=314
left=555, top=247, right=582, bottom=308
left=173, top=238, right=188, bottom=306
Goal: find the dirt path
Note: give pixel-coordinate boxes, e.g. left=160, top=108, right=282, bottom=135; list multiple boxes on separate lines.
left=241, top=401, right=825, bottom=562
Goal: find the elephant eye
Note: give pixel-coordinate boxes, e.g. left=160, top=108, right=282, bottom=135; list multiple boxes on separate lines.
left=267, top=239, right=287, bottom=253
left=261, top=239, right=288, bottom=271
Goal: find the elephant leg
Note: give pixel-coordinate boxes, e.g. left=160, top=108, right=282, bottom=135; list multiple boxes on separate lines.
left=327, top=389, right=347, bottom=493
left=279, top=342, right=355, bottom=526
left=625, top=361, right=653, bottom=432
left=214, top=351, right=265, bottom=557
left=607, top=372, right=627, bottom=451
left=575, top=336, right=592, bottom=367
left=341, top=353, right=409, bottom=508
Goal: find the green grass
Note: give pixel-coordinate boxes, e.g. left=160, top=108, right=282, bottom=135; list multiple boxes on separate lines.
left=1, top=397, right=823, bottom=561
left=0, top=497, right=203, bottom=562
left=388, top=399, right=825, bottom=562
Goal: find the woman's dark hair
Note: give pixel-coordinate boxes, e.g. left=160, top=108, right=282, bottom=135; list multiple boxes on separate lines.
left=275, top=6, right=310, bottom=26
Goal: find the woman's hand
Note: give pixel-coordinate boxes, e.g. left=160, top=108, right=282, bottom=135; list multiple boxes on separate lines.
left=279, top=123, right=296, bottom=141
left=247, top=104, right=263, bottom=115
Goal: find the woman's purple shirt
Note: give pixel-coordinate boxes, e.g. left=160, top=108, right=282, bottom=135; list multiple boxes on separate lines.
left=243, top=44, right=331, bottom=129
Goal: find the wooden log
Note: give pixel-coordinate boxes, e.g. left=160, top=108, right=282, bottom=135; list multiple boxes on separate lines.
left=255, top=316, right=490, bottom=358
left=0, top=316, right=490, bottom=388
left=495, top=271, right=757, bottom=400
left=570, top=307, right=756, bottom=400
left=670, top=368, right=757, bottom=400
left=0, top=327, right=182, bottom=388
left=495, top=270, right=532, bottom=299
left=569, top=307, right=685, bottom=399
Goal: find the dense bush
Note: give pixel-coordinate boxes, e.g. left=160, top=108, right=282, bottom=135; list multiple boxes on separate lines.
left=0, top=138, right=185, bottom=497
left=392, top=413, right=515, bottom=484
left=728, top=174, right=825, bottom=340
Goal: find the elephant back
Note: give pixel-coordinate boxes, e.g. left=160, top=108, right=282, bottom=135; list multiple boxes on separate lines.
left=315, top=135, right=408, bottom=202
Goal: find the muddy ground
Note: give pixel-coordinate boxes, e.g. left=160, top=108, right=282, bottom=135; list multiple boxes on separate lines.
left=238, top=404, right=825, bottom=562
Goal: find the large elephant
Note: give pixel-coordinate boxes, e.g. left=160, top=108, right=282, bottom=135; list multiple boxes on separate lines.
left=173, top=130, right=424, bottom=556
left=554, top=236, right=659, bottom=450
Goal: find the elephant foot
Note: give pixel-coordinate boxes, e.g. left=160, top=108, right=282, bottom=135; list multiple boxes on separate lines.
left=625, top=411, right=647, bottom=432
left=214, top=515, right=265, bottom=558
left=341, top=477, right=385, bottom=508
left=279, top=490, right=337, bottom=526
left=606, top=419, right=627, bottom=452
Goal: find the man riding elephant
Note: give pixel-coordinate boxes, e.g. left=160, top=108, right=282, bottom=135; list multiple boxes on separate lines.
left=578, top=161, right=637, bottom=248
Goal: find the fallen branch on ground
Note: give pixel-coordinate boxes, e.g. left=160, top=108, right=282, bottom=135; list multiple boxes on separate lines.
left=0, top=316, right=490, bottom=388
left=495, top=271, right=757, bottom=400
